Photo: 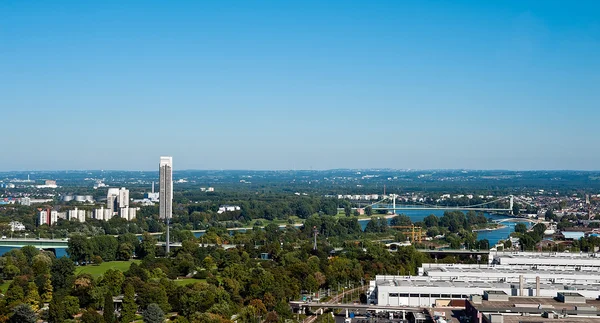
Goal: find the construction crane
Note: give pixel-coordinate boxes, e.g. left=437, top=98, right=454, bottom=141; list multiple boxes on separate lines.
left=390, top=225, right=424, bottom=243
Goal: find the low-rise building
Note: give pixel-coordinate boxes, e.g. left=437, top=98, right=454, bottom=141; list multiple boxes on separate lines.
left=466, top=294, right=600, bottom=323
left=10, top=221, right=26, bottom=232
left=218, top=205, right=241, bottom=214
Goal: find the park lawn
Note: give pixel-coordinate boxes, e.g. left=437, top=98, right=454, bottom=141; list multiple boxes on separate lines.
left=0, top=280, right=12, bottom=293
left=76, top=260, right=141, bottom=278
left=173, top=278, right=206, bottom=286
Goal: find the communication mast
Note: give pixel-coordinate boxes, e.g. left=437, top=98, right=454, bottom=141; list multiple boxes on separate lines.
left=313, top=226, right=319, bottom=250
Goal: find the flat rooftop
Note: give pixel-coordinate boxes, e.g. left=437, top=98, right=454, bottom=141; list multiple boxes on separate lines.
left=473, top=296, right=600, bottom=310
left=376, top=278, right=600, bottom=291
left=500, top=316, right=600, bottom=323
left=425, top=266, right=600, bottom=277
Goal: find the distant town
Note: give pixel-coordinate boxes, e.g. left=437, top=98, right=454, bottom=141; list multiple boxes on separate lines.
left=1, top=167, right=600, bottom=323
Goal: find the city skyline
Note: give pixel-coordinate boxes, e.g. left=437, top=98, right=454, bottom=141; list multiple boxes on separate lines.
left=2, top=1, right=599, bottom=171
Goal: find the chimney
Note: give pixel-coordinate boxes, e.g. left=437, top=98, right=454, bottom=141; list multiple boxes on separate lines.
left=152, top=181, right=155, bottom=193
left=519, top=275, right=524, bottom=296
left=536, top=276, right=540, bottom=296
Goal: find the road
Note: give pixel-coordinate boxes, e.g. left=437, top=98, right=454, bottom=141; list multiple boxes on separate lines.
left=303, top=286, right=367, bottom=323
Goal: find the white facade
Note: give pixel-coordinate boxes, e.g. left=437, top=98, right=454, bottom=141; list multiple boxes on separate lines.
left=145, top=192, right=159, bottom=202
left=118, top=188, right=129, bottom=208
left=371, top=275, right=600, bottom=307
left=19, top=197, right=31, bottom=206
left=67, top=208, right=87, bottom=222
left=492, top=253, right=600, bottom=269
left=218, top=205, right=241, bottom=214
left=10, top=221, right=25, bottom=232
left=94, top=207, right=114, bottom=221
left=370, top=254, right=600, bottom=307
left=119, top=207, right=137, bottom=221
left=159, top=156, right=173, bottom=220
left=39, top=210, right=58, bottom=226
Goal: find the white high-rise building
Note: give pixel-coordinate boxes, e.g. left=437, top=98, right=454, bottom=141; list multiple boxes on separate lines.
left=107, top=187, right=120, bottom=212
left=118, top=187, right=129, bottom=208
left=67, top=208, right=87, bottom=222
left=94, top=207, right=113, bottom=221
left=159, top=156, right=173, bottom=219
left=120, top=207, right=137, bottom=221
left=39, top=209, right=59, bottom=226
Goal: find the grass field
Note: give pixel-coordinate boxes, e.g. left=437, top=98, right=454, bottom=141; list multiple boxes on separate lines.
left=0, top=280, right=11, bottom=293
left=75, top=260, right=141, bottom=278
left=173, top=278, right=206, bottom=286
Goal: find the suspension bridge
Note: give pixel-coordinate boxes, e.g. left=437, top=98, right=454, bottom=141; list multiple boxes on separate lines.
left=353, top=195, right=537, bottom=214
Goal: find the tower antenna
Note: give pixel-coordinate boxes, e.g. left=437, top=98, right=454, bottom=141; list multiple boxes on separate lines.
left=313, top=226, right=319, bottom=251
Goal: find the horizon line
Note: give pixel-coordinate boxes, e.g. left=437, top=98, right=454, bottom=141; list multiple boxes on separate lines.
left=1, top=168, right=599, bottom=173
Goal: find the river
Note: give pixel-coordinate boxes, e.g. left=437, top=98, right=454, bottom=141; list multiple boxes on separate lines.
left=356, top=209, right=528, bottom=246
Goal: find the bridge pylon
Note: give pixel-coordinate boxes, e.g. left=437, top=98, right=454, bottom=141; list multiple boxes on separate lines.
left=509, top=195, right=514, bottom=214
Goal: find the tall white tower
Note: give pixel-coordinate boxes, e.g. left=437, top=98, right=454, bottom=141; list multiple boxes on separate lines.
left=159, top=156, right=173, bottom=256
left=159, top=156, right=173, bottom=220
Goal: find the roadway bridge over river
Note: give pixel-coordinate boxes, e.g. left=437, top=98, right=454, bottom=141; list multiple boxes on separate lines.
left=0, top=238, right=244, bottom=255
left=353, top=194, right=538, bottom=214
left=0, top=238, right=69, bottom=249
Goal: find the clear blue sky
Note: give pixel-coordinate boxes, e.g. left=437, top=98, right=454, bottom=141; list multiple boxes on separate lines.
left=1, top=1, right=599, bottom=171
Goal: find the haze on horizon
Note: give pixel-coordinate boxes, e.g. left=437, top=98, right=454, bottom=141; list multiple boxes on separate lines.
left=1, top=1, right=599, bottom=171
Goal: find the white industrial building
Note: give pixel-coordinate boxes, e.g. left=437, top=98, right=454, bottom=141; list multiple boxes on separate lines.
left=368, top=253, right=600, bottom=308
left=491, top=253, right=600, bottom=270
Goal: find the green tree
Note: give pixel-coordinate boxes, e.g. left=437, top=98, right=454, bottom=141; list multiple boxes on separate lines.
left=121, top=284, right=137, bottom=323
left=5, top=284, right=25, bottom=308
left=138, top=233, right=157, bottom=259
left=390, top=214, right=412, bottom=226
left=51, top=257, right=75, bottom=292
left=81, top=308, right=104, bottom=323
left=65, top=295, right=81, bottom=318
left=344, top=206, right=351, bottom=217
left=91, top=235, right=119, bottom=262
left=423, top=214, right=439, bottom=228
left=41, top=275, right=53, bottom=302
left=99, top=269, right=125, bottom=296
left=25, top=282, right=41, bottom=312
left=10, top=304, right=37, bottom=323
left=3, top=264, right=20, bottom=279
left=117, top=243, right=134, bottom=261
left=67, top=234, right=94, bottom=264
left=32, top=253, right=52, bottom=276
left=514, top=223, right=527, bottom=233
left=21, top=245, right=40, bottom=265
left=104, top=291, right=115, bottom=323
left=545, top=209, right=557, bottom=222
left=93, top=255, right=104, bottom=265
left=143, top=303, right=164, bottom=323
left=48, top=294, right=67, bottom=323
left=365, top=206, right=373, bottom=216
